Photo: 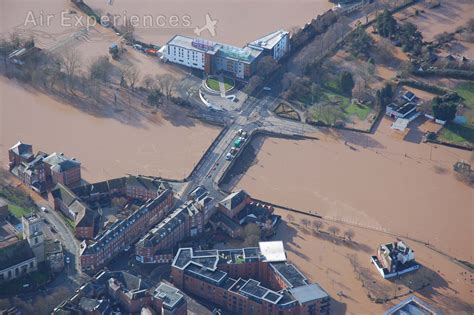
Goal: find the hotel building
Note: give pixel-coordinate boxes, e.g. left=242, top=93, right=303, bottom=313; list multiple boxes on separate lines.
left=161, top=30, right=290, bottom=79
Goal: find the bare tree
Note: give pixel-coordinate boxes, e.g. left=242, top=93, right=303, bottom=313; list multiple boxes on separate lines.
left=89, top=56, right=112, bottom=83
left=343, top=229, right=355, bottom=242
left=122, top=65, right=141, bottom=91
left=61, top=49, right=82, bottom=92
left=328, top=225, right=340, bottom=237
left=157, top=73, right=176, bottom=99
left=312, top=220, right=324, bottom=231
left=257, top=56, right=278, bottom=79
left=300, top=218, right=311, bottom=228
left=286, top=214, right=295, bottom=223
left=352, top=77, right=366, bottom=101
left=142, top=74, right=154, bottom=90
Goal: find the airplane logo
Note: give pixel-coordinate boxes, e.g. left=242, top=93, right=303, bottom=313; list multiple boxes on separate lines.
left=194, top=14, right=218, bottom=37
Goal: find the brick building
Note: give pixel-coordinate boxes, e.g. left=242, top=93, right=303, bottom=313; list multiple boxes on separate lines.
left=171, top=241, right=330, bottom=315
left=8, top=141, right=34, bottom=169
left=80, top=189, right=174, bottom=272
left=136, top=193, right=215, bottom=264
left=54, top=271, right=187, bottom=314
left=43, top=152, right=81, bottom=188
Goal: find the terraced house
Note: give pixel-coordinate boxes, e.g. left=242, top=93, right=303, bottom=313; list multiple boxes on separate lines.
left=80, top=189, right=174, bottom=272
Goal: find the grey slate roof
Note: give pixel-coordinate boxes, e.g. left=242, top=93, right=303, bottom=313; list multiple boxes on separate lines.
left=0, top=240, right=35, bottom=270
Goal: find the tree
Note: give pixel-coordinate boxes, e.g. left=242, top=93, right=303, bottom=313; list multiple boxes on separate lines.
left=147, top=88, right=163, bottom=108
left=142, top=74, right=155, bottom=90
left=343, top=229, right=355, bottom=241
left=300, top=218, right=311, bottom=228
left=339, top=71, right=355, bottom=96
left=156, top=73, right=176, bottom=99
left=312, top=220, right=324, bottom=231
left=349, top=26, right=373, bottom=57
left=243, top=223, right=261, bottom=247
left=257, top=56, right=278, bottom=79
left=399, top=22, right=423, bottom=55
left=286, top=214, right=295, bottom=223
left=352, top=77, right=366, bottom=101
left=60, top=49, right=82, bottom=92
left=432, top=99, right=457, bottom=122
left=376, top=10, right=396, bottom=38
left=122, top=65, right=141, bottom=91
left=328, top=225, right=340, bottom=237
left=89, top=56, right=112, bottom=83
left=244, top=75, right=263, bottom=94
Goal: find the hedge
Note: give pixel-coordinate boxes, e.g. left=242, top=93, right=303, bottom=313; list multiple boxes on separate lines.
left=398, top=79, right=449, bottom=95
left=412, top=69, right=474, bottom=81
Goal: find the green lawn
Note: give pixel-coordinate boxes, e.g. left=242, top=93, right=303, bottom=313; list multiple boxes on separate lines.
left=455, top=82, right=474, bottom=109
left=8, top=204, right=32, bottom=219
left=206, top=78, right=220, bottom=91
left=206, top=77, right=234, bottom=92
left=438, top=123, right=474, bottom=147
left=346, top=102, right=371, bottom=120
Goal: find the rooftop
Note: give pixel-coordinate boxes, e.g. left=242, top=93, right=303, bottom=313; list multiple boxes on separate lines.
left=154, top=283, right=185, bottom=310
left=0, top=240, right=35, bottom=270
left=9, top=141, right=33, bottom=159
left=384, top=295, right=440, bottom=315
left=288, top=283, right=329, bottom=305
left=43, top=152, right=80, bottom=172
left=259, top=241, right=286, bottom=262
left=219, top=190, right=249, bottom=211
left=270, top=262, right=307, bottom=288
left=248, top=30, right=289, bottom=50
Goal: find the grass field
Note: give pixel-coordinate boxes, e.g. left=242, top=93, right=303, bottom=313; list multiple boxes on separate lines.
left=8, top=204, right=32, bottom=219
left=438, top=123, right=474, bottom=147
left=346, top=101, right=371, bottom=120
left=455, top=82, right=474, bottom=109
left=206, top=77, right=235, bottom=92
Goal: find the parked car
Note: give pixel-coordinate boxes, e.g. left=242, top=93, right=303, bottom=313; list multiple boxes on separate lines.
left=50, top=227, right=57, bottom=233
left=263, top=86, right=272, bottom=91
left=65, top=256, right=70, bottom=264
left=226, top=153, right=233, bottom=161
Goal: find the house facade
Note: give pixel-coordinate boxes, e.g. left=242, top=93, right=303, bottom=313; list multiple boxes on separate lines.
left=0, top=240, right=37, bottom=283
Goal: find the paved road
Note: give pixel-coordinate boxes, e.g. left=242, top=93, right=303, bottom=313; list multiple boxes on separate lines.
left=184, top=89, right=319, bottom=201
left=34, top=202, right=86, bottom=285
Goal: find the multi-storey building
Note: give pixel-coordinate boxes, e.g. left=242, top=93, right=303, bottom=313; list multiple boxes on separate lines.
left=80, top=189, right=173, bottom=272
left=171, top=241, right=330, bottom=315
left=54, top=270, right=187, bottom=314
left=161, top=30, right=290, bottom=79
left=8, top=141, right=34, bottom=169
left=43, top=152, right=81, bottom=188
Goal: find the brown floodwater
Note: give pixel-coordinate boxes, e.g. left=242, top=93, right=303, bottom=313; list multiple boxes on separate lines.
left=235, top=119, right=473, bottom=261
left=0, top=77, right=219, bottom=182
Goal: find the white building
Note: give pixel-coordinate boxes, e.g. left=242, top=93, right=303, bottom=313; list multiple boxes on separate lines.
left=161, top=29, right=290, bottom=79
left=248, top=30, right=290, bottom=61
left=161, top=35, right=212, bottom=71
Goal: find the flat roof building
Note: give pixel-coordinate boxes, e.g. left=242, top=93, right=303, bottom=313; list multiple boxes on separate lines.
left=162, top=29, right=290, bottom=79
left=171, top=242, right=330, bottom=314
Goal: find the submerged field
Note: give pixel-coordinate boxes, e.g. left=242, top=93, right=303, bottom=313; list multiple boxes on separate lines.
left=232, top=119, right=473, bottom=262
left=86, top=0, right=334, bottom=47
left=0, top=77, right=219, bottom=182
